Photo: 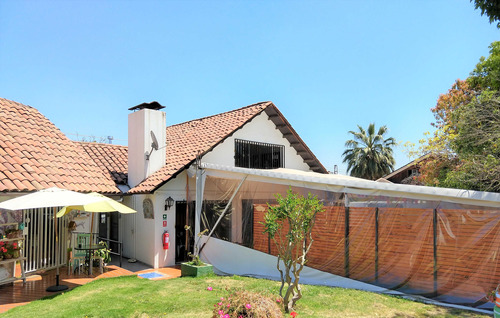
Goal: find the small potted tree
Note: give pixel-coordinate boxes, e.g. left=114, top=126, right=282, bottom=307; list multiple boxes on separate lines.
left=181, top=228, right=213, bottom=277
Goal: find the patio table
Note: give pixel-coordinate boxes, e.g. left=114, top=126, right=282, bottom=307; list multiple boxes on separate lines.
left=75, top=245, right=104, bottom=276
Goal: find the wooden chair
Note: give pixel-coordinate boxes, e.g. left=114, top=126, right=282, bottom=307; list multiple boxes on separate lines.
left=68, top=233, right=89, bottom=275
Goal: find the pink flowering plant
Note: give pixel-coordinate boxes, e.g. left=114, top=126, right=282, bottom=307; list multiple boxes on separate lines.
left=211, top=290, right=283, bottom=318
left=0, top=241, right=7, bottom=259
left=0, top=241, right=20, bottom=259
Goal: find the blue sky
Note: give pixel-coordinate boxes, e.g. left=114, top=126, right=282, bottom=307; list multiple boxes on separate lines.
left=1, top=1, right=498, bottom=174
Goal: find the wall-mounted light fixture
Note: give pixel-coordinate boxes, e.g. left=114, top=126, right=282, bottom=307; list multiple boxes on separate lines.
left=165, top=196, right=174, bottom=211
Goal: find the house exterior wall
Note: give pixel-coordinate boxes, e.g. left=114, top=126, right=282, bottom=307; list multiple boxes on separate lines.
left=121, top=195, right=136, bottom=259
left=142, top=111, right=313, bottom=267
left=127, top=170, right=195, bottom=267
left=202, top=111, right=311, bottom=171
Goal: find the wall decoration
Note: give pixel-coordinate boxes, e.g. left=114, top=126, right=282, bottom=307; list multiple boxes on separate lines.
left=143, top=198, right=154, bottom=219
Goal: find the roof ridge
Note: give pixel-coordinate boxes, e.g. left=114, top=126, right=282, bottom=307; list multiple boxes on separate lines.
left=78, top=141, right=128, bottom=148
left=167, top=101, right=272, bottom=128
left=0, top=97, right=37, bottom=111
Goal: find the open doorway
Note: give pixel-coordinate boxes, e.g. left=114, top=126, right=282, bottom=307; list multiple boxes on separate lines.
left=175, top=201, right=195, bottom=263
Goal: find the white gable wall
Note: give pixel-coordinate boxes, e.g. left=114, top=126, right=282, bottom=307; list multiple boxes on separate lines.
left=201, top=111, right=311, bottom=171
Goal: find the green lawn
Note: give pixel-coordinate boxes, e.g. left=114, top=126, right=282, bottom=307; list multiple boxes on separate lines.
left=1, top=274, right=491, bottom=318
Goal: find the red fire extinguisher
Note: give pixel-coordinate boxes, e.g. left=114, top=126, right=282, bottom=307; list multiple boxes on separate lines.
left=162, top=231, right=169, bottom=250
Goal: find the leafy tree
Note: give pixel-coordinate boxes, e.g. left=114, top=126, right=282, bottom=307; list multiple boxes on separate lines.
left=443, top=92, right=500, bottom=192
left=469, top=41, right=500, bottom=90
left=471, top=0, right=500, bottom=28
left=262, top=188, right=324, bottom=313
left=411, top=41, right=500, bottom=192
left=414, top=80, right=475, bottom=186
left=342, top=123, right=396, bottom=180
left=431, top=79, right=475, bottom=134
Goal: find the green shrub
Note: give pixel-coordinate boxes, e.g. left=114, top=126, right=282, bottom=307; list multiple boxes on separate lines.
left=211, top=290, right=283, bottom=318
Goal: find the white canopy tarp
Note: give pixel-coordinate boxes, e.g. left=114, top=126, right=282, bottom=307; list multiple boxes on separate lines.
left=197, top=163, right=500, bottom=208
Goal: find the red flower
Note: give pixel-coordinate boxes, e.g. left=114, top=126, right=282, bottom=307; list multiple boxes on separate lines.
left=290, top=312, right=298, bottom=317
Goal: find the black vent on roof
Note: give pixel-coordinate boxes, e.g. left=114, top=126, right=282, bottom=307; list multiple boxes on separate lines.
left=128, top=101, right=165, bottom=111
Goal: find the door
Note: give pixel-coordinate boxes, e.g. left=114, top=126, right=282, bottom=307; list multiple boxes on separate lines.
left=175, top=201, right=195, bottom=263
left=98, top=213, right=119, bottom=253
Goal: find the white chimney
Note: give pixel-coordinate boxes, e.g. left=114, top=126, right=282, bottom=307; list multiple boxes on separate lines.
left=128, top=102, right=167, bottom=188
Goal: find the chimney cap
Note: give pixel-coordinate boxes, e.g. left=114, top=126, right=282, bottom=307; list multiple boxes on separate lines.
left=129, top=101, right=165, bottom=111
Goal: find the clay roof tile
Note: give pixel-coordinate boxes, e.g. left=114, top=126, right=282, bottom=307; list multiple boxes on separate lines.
left=0, top=97, right=120, bottom=194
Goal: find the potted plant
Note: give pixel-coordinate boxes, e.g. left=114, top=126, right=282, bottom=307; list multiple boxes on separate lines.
left=8, top=242, right=20, bottom=259
left=487, top=285, right=500, bottom=318
left=0, top=241, right=6, bottom=261
left=94, top=241, right=111, bottom=267
left=181, top=228, right=213, bottom=277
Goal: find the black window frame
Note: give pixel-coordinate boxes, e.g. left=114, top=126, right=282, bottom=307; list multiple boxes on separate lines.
left=234, top=139, right=285, bottom=169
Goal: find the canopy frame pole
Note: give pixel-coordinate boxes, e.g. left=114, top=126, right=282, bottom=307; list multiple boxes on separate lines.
left=199, top=175, right=247, bottom=255
left=194, top=164, right=204, bottom=251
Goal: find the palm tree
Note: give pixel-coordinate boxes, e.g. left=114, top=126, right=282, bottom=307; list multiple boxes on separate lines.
left=342, top=123, right=396, bottom=180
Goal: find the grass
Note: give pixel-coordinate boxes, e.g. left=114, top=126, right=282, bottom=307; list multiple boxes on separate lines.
left=0, top=274, right=491, bottom=318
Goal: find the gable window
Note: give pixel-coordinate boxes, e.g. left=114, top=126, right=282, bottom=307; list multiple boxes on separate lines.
left=235, top=139, right=284, bottom=169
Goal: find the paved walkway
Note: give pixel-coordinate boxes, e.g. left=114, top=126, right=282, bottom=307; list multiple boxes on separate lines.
left=0, top=262, right=181, bottom=314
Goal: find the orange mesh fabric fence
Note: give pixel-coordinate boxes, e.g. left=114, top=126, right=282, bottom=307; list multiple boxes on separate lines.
left=436, top=209, right=500, bottom=304
left=251, top=203, right=500, bottom=308
left=201, top=175, right=500, bottom=308
left=377, top=208, right=435, bottom=294
left=348, top=207, right=376, bottom=282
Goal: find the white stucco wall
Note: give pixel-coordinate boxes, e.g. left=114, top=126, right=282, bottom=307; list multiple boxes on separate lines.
left=152, top=171, right=196, bottom=268
left=121, top=195, right=136, bottom=259
left=202, top=111, right=311, bottom=171
left=125, top=171, right=195, bottom=268
left=121, top=193, right=156, bottom=266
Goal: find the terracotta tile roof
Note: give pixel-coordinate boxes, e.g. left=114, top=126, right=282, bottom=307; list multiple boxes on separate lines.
left=0, top=98, right=121, bottom=194
left=128, top=101, right=327, bottom=194
left=79, top=142, right=128, bottom=185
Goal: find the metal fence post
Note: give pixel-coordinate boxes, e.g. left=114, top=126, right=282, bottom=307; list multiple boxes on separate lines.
left=345, top=207, right=350, bottom=278
left=375, top=207, right=379, bottom=282
left=433, top=208, right=438, bottom=297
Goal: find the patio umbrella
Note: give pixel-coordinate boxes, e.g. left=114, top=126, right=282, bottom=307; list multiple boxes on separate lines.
left=56, top=192, right=136, bottom=273
left=0, top=187, right=105, bottom=292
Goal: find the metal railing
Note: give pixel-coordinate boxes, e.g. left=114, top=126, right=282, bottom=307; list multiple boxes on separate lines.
left=69, top=232, right=123, bottom=268
left=97, top=236, right=123, bottom=268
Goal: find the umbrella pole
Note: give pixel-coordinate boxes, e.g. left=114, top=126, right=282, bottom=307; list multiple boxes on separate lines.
left=46, top=207, right=68, bottom=292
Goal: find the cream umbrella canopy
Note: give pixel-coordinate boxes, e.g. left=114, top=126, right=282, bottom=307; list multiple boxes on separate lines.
left=56, top=192, right=136, bottom=217
left=0, top=187, right=106, bottom=292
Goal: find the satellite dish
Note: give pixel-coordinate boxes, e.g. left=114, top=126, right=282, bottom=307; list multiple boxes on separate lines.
left=150, top=131, right=159, bottom=151
left=146, top=131, right=159, bottom=160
